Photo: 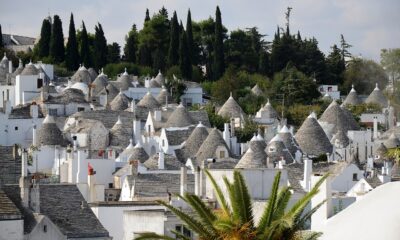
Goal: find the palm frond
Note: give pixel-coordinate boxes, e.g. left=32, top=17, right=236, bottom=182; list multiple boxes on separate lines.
left=292, top=230, right=323, bottom=240
left=205, top=169, right=231, bottom=217
left=257, top=171, right=281, bottom=234
left=170, top=230, right=193, bottom=240
left=156, top=200, right=216, bottom=239
left=134, top=232, right=176, bottom=240
left=295, top=200, right=327, bottom=230
left=232, top=170, right=254, bottom=227
left=272, top=186, right=292, bottom=221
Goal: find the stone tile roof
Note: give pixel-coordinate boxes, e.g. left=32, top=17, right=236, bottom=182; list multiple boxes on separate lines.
left=295, top=113, right=333, bottom=156
left=127, top=143, right=149, bottom=163
left=127, top=173, right=194, bottom=198
left=154, top=71, right=165, bottom=86
left=144, top=153, right=185, bottom=170
left=236, top=148, right=264, bottom=169
left=259, top=100, right=279, bottom=119
left=319, top=101, right=359, bottom=134
left=0, top=146, right=22, bottom=184
left=156, top=86, right=173, bottom=105
left=71, top=110, right=146, bottom=129
left=116, top=71, right=134, bottom=90
left=110, top=92, right=131, bottom=111
left=279, top=126, right=300, bottom=156
left=365, top=83, right=388, bottom=108
left=208, top=158, right=238, bottom=169
left=91, top=73, right=109, bottom=96
left=8, top=103, right=44, bottom=119
left=266, top=135, right=295, bottom=165
left=251, top=84, right=264, bottom=96
left=0, top=188, right=22, bottom=220
left=286, top=163, right=306, bottom=193
left=105, top=82, right=119, bottom=103
left=217, top=95, right=246, bottom=119
left=365, top=176, right=383, bottom=188
left=71, top=66, right=93, bottom=85
left=20, top=62, right=39, bottom=76
left=109, top=117, right=132, bottom=148
left=38, top=184, right=109, bottom=238
left=165, top=104, right=193, bottom=128
left=2, top=184, right=37, bottom=233
left=384, top=133, right=400, bottom=149
left=137, top=92, right=161, bottom=109
left=331, top=128, right=350, bottom=148
left=87, top=68, right=98, bottom=80
left=165, top=127, right=194, bottom=146
left=37, top=115, right=68, bottom=146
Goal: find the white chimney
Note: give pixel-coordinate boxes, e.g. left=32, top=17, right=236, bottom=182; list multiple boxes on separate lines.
left=32, top=125, right=37, bottom=146
left=4, top=100, right=11, bottom=114
left=194, top=165, right=201, bottom=196
left=303, top=158, right=313, bottom=192
left=73, top=139, right=78, bottom=151
left=154, top=110, right=161, bottom=122
left=88, top=173, right=96, bottom=203
left=180, top=167, right=187, bottom=196
left=8, top=61, right=12, bottom=74
left=30, top=104, right=38, bottom=119
left=158, top=151, right=165, bottom=170
left=133, top=119, right=141, bottom=144
left=223, top=123, right=230, bottom=148
left=21, top=149, right=28, bottom=177
left=76, top=150, right=86, bottom=184
left=311, top=175, right=332, bottom=232
left=373, top=117, right=378, bottom=139
left=230, top=118, right=235, bottom=136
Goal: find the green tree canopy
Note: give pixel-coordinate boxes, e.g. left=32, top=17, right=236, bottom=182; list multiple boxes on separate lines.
left=49, top=15, right=65, bottom=63
left=179, top=31, right=192, bottom=80
left=326, top=44, right=345, bottom=86
left=79, top=21, right=92, bottom=67
left=186, top=9, right=195, bottom=65
left=0, top=24, right=3, bottom=48
left=167, top=11, right=180, bottom=67
left=36, top=18, right=52, bottom=58
left=93, top=23, right=108, bottom=69
left=124, top=24, right=139, bottom=63
left=213, top=6, right=225, bottom=80
left=107, top=42, right=120, bottom=63
left=65, top=13, right=80, bottom=70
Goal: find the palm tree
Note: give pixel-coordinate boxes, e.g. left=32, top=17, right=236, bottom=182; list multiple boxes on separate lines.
left=135, top=170, right=328, bottom=240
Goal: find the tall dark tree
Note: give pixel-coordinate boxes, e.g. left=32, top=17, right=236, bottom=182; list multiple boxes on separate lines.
left=179, top=31, right=192, bottom=79
left=93, top=23, right=108, bottom=69
left=145, top=8, right=150, bottom=22
left=80, top=21, right=91, bottom=67
left=167, top=11, right=179, bottom=67
left=49, top=15, right=65, bottom=63
left=124, top=24, right=138, bottom=63
left=186, top=9, right=194, bottom=65
left=158, top=6, right=168, bottom=19
left=65, top=13, right=80, bottom=70
left=213, top=6, right=225, bottom=80
left=138, top=44, right=151, bottom=66
left=259, top=50, right=271, bottom=76
left=326, top=44, right=346, bottom=85
left=152, top=47, right=165, bottom=72
left=340, top=34, right=352, bottom=61
left=0, top=25, right=3, bottom=48
left=37, top=18, right=52, bottom=58
left=107, top=42, right=120, bottom=63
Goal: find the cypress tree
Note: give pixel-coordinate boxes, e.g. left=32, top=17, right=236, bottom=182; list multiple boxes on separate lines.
left=213, top=6, right=225, bottom=80
left=65, top=13, right=80, bottom=70
left=259, top=50, right=271, bottom=76
left=124, top=24, right=138, bottom=63
left=49, top=15, right=65, bottom=63
left=93, top=23, right=108, bottom=70
left=145, top=8, right=150, bottom=22
left=179, top=31, right=191, bottom=80
left=153, top=47, right=165, bottom=72
left=0, top=25, right=3, bottom=48
left=107, top=42, right=120, bottom=63
left=80, top=21, right=91, bottom=67
left=37, top=18, right=52, bottom=58
left=167, top=11, right=179, bottom=67
left=186, top=9, right=194, bottom=65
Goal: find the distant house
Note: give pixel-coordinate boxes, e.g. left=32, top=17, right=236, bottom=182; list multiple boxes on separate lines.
left=2, top=34, right=36, bottom=53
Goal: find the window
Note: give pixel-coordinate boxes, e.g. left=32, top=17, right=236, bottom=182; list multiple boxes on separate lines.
left=37, top=78, right=43, bottom=89
left=162, top=139, right=165, bottom=147
left=328, top=86, right=332, bottom=92
left=269, top=147, right=276, bottom=152
left=43, top=225, right=47, bottom=232
left=77, top=107, right=85, bottom=112
left=175, top=225, right=192, bottom=238
left=14, top=126, right=18, bottom=131
left=48, top=108, right=57, bottom=116
left=352, top=173, right=358, bottom=181
left=219, top=150, right=225, bottom=158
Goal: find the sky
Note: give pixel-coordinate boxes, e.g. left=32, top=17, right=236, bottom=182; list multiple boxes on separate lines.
left=0, top=0, right=399, bottom=61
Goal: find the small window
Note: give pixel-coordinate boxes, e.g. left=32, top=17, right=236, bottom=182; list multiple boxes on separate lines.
left=48, top=108, right=57, bottom=116
left=14, top=126, right=18, bottom=131
left=162, top=139, right=165, bottom=147
left=37, top=78, right=43, bottom=89
left=269, top=147, right=276, bottom=152
left=77, top=107, right=85, bottom=112
left=175, top=225, right=192, bottom=238
left=220, top=151, right=225, bottom=158
left=43, top=225, right=47, bottom=232
left=353, top=173, right=358, bottom=181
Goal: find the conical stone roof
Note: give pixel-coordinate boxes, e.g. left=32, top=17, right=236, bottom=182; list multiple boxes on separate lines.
left=342, top=85, right=361, bottom=106
left=137, top=91, right=161, bottom=109
left=195, top=128, right=231, bottom=161
left=110, top=91, right=130, bottom=111
left=218, top=94, right=246, bottom=119
left=71, top=65, right=92, bottom=84
left=319, top=100, right=359, bottom=133
left=295, top=113, right=333, bottom=156
left=331, top=128, right=349, bottom=148
left=375, top=143, right=388, bottom=159
left=384, top=133, right=400, bottom=149
left=266, top=134, right=294, bottom=164
left=91, top=70, right=109, bottom=96
left=260, top=99, right=279, bottom=119
left=165, top=104, right=193, bottom=127
left=235, top=148, right=264, bottom=169
left=178, top=122, right=209, bottom=160
left=87, top=68, right=98, bottom=81
left=251, top=84, right=263, bottom=96
left=21, top=62, right=39, bottom=76
left=116, top=69, right=133, bottom=90
left=109, top=116, right=131, bottom=147
left=154, top=70, right=165, bottom=85
left=365, top=83, right=388, bottom=108
left=105, top=83, right=119, bottom=103
left=128, top=143, right=149, bottom=163
left=156, top=86, right=172, bottom=105
left=278, top=125, right=299, bottom=156
left=37, top=115, right=66, bottom=146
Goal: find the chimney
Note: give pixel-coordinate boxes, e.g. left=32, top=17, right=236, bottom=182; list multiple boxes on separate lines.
left=73, top=136, right=78, bottom=151
left=32, top=125, right=37, bottom=146
left=88, top=170, right=96, bottom=203
left=194, top=165, right=201, bottom=196
left=76, top=150, right=86, bottom=184
left=230, top=118, right=235, bottom=136
left=303, top=158, right=313, bottom=192
left=131, top=100, right=136, bottom=112
left=19, top=147, right=30, bottom=208
left=311, top=175, right=332, bottom=232
left=30, top=103, right=38, bottom=119
left=21, top=149, right=28, bottom=177
left=8, top=61, right=12, bottom=74
left=180, top=167, right=187, bottom=196
left=4, top=100, right=11, bottom=115
left=373, top=117, right=378, bottom=139
left=133, top=119, right=141, bottom=144
left=154, top=110, right=161, bottom=122
left=223, top=123, right=231, bottom=148
left=158, top=151, right=165, bottom=170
